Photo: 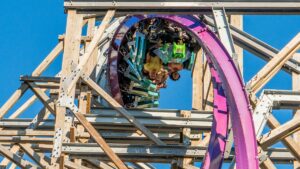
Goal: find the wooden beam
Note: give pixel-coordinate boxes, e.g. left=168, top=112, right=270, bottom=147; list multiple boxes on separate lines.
left=192, top=49, right=204, bottom=110
left=179, top=110, right=193, bottom=167
left=260, top=117, right=300, bottom=148
left=8, top=95, right=37, bottom=119
left=10, top=73, right=60, bottom=118
left=0, top=107, right=51, bottom=165
left=247, top=33, right=300, bottom=94
left=76, top=17, right=95, bottom=145
left=83, top=17, right=97, bottom=80
left=0, top=83, right=29, bottom=119
left=0, top=144, right=38, bottom=169
left=292, top=54, right=300, bottom=169
left=258, top=146, right=276, bottom=169
left=266, top=115, right=300, bottom=161
left=77, top=86, right=90, bottom=144
left=0, top=145, right=20, bottom=167
left=32, top=42, right=63, bottom=76
left=64, top=160, right=91, bottom=169
left=229, top=15, right=243, bottom=75
left=71, top=109, right=128, bottom=169
left=51, top=9, right=83, bottom=167
left=58, top=35, right=92, bottom=43
left=83, top=159, right=114, bottom=169
left=27, top=82, right=55, bottom=115
left=83, top=78, right=166, bottom=146
left=202, top=58, right=213, bottom=111
left=19, top=143, right=50, bottom=168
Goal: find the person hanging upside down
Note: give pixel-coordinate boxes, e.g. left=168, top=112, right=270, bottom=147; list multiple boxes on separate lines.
left=143, top=52, right=163, bottom=80
left=154, top=68, right=168, bottom=89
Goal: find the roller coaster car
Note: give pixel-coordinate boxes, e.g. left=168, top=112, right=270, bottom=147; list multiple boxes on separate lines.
left=117, top=18, right=199, bottom=108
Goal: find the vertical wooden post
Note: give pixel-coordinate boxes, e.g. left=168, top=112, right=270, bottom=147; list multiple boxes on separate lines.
left=229, top=15, right=243, bottom=75
left=179, top=110, right=192, bottom=168
left=177, top=49, right=204, bottom=168
left=203, top=57, right=214, bottom=111
left=51, top=9, right=83, bottom=168
left=292, top=54, right=300, bottom=169
left=75, top=18, right=96, bottom=166
left=192, top=49, right=204, bottom=110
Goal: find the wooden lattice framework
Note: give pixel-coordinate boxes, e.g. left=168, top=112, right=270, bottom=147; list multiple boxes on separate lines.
left=0, top=1, right=300, bottom=168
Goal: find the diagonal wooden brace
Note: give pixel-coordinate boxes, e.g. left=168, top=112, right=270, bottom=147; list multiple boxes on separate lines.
left=82, top=77, right=166, bottom=146
left=247, top=33, right=300, bottom=94
left=67, top=103, right=128, bottom=169
left=0, top=144, right=39, bottom=169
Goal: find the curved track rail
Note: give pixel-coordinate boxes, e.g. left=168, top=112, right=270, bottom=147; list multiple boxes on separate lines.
left=108, top=15, right=258, bottom=169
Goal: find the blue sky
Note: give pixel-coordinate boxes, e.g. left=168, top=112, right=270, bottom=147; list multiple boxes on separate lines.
left=0, top=1, right=300, bottom=169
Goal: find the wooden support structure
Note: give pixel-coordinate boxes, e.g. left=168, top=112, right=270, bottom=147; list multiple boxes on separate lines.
left=192, top=49, right=204, bottom=110
left=32, top=41, right=63, bottom=77
left=292, top=55, right=300, bottom=169
left=266, top=115, right=300, bottom=161
left=0, top=145, right=20, bottom=168
left=0, top=144, right=38, bottom=169
left=19, top=143, right=50, bottom=168
left=0, top=83, right=28, bottom=119
left=260, top=117, right=300, bottom=148
left=1, top=2, right=300, bottom=169
left=51, top=9, right=84, bottom=167
left=247, top=33, right=300, bottom=94
left=27, top=82, right=56, bottom=115
left=83, top=78, right=166, bottom=146
left=70, top=110, right=128, bottom=169
left=65, top=10, right=116, bottom=94
left=229, top=15, right=243, bottom=74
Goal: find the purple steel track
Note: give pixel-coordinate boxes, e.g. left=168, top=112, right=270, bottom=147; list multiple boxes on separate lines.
left=108, top=15, right=258, bottom=169
left=202, top=59, right=229, bottom=169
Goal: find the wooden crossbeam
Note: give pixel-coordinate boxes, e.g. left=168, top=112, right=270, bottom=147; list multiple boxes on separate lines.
left=84, top=159, right=114, bottom=169
left=260, top=117, right=300, bottom=148
left=247, top=33, right=300, bottom=94
left=32, top=41, right=63, bottom=77
left=0, top=145, right=20, bottom=167
left=265, top=115, right=300, bottom=161
left=292, top=55, right=300, bottom=168
left=0, top=83, right=28, bottom=119
left=27, top=82, right=56, bottom=115
left=0, top=109, right=51, bottom=166
left=70, top=106, right=128, bottom=169
left=0, top=144, right=39, bottom=169
left=0, top=130, right=53, bottom=136
left=58, top=35, right=92, bottom=43
left=83, top=78, right=166, bottom=146
left=64, top=160, right=91, bottom=169
left=19, top=143, right=50, bottom=168
left=8, top=95, right=37, bottom=119
left=202, top=59, right=213, bottom=110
